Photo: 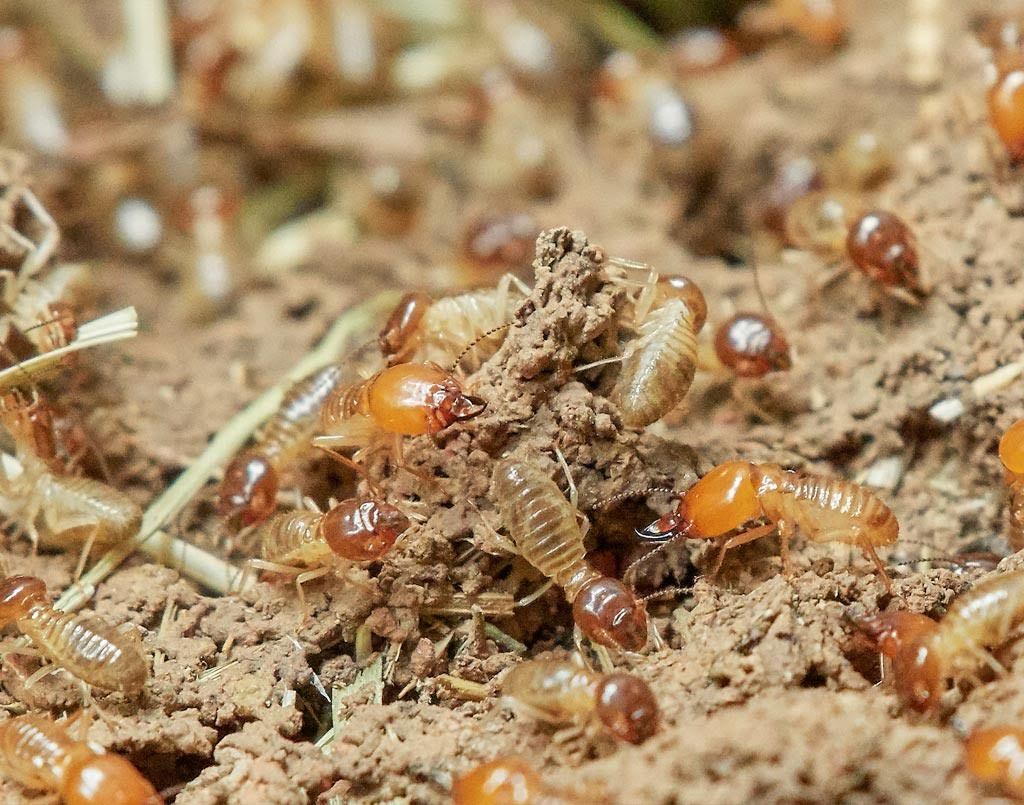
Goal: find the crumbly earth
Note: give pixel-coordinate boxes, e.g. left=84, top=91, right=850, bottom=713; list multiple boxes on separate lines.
left=4, top=0, right=1024, bottom=803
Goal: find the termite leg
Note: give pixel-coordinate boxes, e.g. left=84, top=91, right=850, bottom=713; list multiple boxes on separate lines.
left=72, top=526, right=100, bottom=582
left=859, top=538, right=893, bottom=592
left=708, top=523, right=777, bottom=579
left=553, top=448, right=579, bottom=514
left=21, top=662, right=62, bottom=691
left=778, top=521, right=794, bottom=577
left=314, top=444, right=384, bottom=498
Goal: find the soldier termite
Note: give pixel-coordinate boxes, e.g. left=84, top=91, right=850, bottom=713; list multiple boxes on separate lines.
left=378, top=273, right=529, bottom=370
left=492, top=459, right=649, bottom=651
left=964, top=725, right=1024, bottom=799
left=853, top=570, right=1024, bottom=712
left=578, top=258, right=706, bottom=429
left=0, top=714, right=162, bottom=804
left=452, top=757, right=570, bottom=805
left=218, top=364, right=346, bottom=528
left=0, top=574, right=149, bottom=694
left=999, top=419, right=1024, bottom=551
left=637, top=460, right=899, bottom=589
left=250, top=495, right=410, bottom=607
left=0, top=393, right=142, bottom=580
left=503, top=657, right=659, bottom=744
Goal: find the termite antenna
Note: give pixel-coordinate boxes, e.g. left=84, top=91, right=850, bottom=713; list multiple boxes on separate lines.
left=623, top=535, right=684, bottom=586
left=448, top=323, right=512, bottom=374
left=639, top=584, right=693, bottom=604
left=312, top=443, right=385, bottom=498
left=595, top=487, right=679, bottom=511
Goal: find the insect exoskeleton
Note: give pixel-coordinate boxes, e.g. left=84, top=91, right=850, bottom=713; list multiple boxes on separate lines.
left=452, top=757, right=565, bottom=805
left=638, top=460, right=898, bottom=588
left=713, top=312, right=792, bottom=378
left=218, top=364, right=346, bottom=527
left=491, top=459, right=648, bottom=651
left=854, top=570, right=1024, bottom=712
left=964, top=726, right=1024, bottom=799
left=0, top=714, right=162, bottom=804
left=845, top=210, right=927, bottom=302
left=378, top=273, right=528, bottom=371
left=607, top=270, right=708, bottom=428
left=314, top=363, right=486, bottom=458
left=503, top=657, right=659, bottom=744
left=251, top=497, right=410, bottom=604
left=0, top=575, right=149, bottom=694
left=988, top=56, right=1024, bottom=163
left=999, top=419, right=1024, bottom=551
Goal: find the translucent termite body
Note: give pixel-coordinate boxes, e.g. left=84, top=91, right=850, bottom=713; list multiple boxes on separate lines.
left=610, top=274, right=708, bottom=428
left=503, top=658, right=659, bottom=744
left=854, top=570, right=1024, bottom=712
left=999, top=419, right=1024, bottom=550
left=218, top=364, right=346, bottom=527
left=965, top=726, right=1024, bottom=798
left=492, top=460, right=648, bottom=651
left=378, top=274, right=528, bottom=370
left=0, top=714, right=162, bottom=804
left=0, top=575, right=148, bottom=693
left=713, top=312, right=792, bottom=378
left=315, top=363, right=486, bottom=452
left=639, top=460, right=898, bottom=587
left=452, top=757, right=569, bottom=805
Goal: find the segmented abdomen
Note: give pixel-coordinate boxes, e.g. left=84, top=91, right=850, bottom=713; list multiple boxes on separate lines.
left=1009, top=477, right=1024, bottom=551
left=612, top=300, right=699, bottom=428
left=20, top=604, right=148, bottom=693
left=0, top=715, right=69, bottom=790
left=260, top=365, right=345, bottom=464
left=320, top=373, right=377, bottom=431
left=492, top=460, right=598, bottom=600
left=419, top=286, right=521, bottom=370
left=935, top=570, right=1024, bottom=665
left=40, top=475, right=142, bottom=545
left=503, top=659, right=598, bottom=721
left=259, top=511, right=331, bottom=567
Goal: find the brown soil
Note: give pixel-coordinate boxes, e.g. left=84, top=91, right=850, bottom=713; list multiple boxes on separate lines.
left=4, top=0, right=1024, bottom=803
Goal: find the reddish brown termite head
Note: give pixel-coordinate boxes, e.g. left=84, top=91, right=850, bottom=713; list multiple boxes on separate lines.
left=217, top=451, right=279, bottom=527
left=988, top=64, right=1024, bottom=162
left=378, top=291, right=431, bottom=364
left=322, top=497, right=410, bottom=561
left=0, top=574, right=47, bottom=626
left=965, top=726, right=1024, bottom=798
left=572, top=577, right=649, bottom=653
left=1000, top=418, right=1024, bottom=550
left=594, top=672, right=660, bottom=744
left=845, top=210, right=926, bottom=299
left=714, top=312, right=792, bottom=378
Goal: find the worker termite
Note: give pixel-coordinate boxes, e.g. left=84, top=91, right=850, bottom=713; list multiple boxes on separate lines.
left=825, top=131, right=894, bottom=191
left=0, top=394, right=142, bottom=579
left=756, top=154, right=823, bottom=241
left=460, top=212, right=537, bottom=279
left=854, top=570, right=1024, bottom=712
left=358, top=163, right=423, bottom=237
left=964, top=725, right=1024, bottom=799
left=314, top=363, right=486, bottom=462
left=218, top=364, right=346, bottom=527
left=492, top=459, right=648, bottom=651
left=503, top=657, right=659, bottom=744
left=452, top=757, right=570, bottom=805
left=713, top=312, right=792, bottom=379
left=250, top=495, right=410, bottom=606
left=637, top=460, right=898, bottom=588
left=377, top=274, right=529, bottom=369
left=0, top=714, right=162, bottom=804
left=593, top=262, right=707, bottom=429
left=0, top=574, right=149, bottom=694
left=999, top=419, right=1024, bottom=550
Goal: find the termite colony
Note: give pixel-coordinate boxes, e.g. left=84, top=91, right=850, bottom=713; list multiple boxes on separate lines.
left=4, top=1, right=1024, bottom=803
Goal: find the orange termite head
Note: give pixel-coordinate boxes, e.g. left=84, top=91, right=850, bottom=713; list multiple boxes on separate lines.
left=451, top=757, right=545, bottom=805
left=572, top=577, right=648, bottom=651
left=61, top=746, right=163, bottom=805
left=850, top=610, right=938, bottom=659
left=964, top=726, right=1024, bottom=793
left=217, top=451, right=279, bottom=528
left=1000, top=419, right=1024, bottom=476
left=637, top=460, right=761, bottom=541
left=659, top=275, right=707, bottom=333
left=0, top=574, right=47, bottom=626
left=322, top=497, right=410, bottom=561
left=594, top=672, right=660, bottom=744
left=378, top=291, right=431, bottom=364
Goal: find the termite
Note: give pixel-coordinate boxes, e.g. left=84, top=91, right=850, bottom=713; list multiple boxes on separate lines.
left=313, top=363, right=486, bottom=460
left=1000, top=419, right=1024, bottom=550
left=713, top=312, right=792, bottom=379
left=0, top=393, right=143, bottom=579
left=668, top=27, right=741, bottom=76
left=0, top=714, right=162, bottom=804
left=757, top=154, right=823, bottom=240
left=251, top=495, right=410, bottom=605
left=854, top=570, right=1024, bottom=712
left=964, top=725, right=1024, bottom=799
left=452, top=757, right=568, bottom=805
left=460, top=212, right=537, bottom=278
left=218, top=364, right=346, bottom=527
left=377, top=273, right=529, bottom=369
left=0, top=574, right=149, bottom=693
left=503, top=657, right=659, bottom=744
left=359, top=163, right=423, bottom=237
left=492, top=459, right=648, bottom=651
left=988, top=59, right=1024, bottom=162
left=825, top=131, right=894, bottom=191
left=599, top=263, right=707, bottom=428
left=637, top=460, right=898, bottom=588
left=773, top=0, right=847, bottom=48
